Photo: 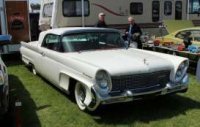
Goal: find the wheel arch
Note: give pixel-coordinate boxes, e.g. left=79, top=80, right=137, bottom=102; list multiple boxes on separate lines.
left=58, top=72, right=94, bottom=94
left=59, top=72, right=98, bottom=110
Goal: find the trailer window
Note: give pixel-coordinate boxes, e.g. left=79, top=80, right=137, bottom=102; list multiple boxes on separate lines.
left=164, top=1, right=172, bottom=16
left=63, top=0, right=89, bottom=17
left=130, top=2, right=143, bottom=15
left=175, top=1, right=182, bottom=20
left=152, top=1, right=160, bottom=22
left=43, top=3, right=53, bottom=17
left=189, top=0, right=200, bottom=14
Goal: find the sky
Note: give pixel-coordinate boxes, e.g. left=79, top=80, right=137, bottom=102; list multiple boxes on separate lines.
left=30, top=0, right=41, bottom=4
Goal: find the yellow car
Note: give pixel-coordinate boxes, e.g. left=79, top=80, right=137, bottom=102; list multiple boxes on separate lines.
left=156, top=27, right=200, bottom=46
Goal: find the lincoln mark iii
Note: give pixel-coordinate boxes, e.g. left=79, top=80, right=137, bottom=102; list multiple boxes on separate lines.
left=20, top=28, right=189, bottom=111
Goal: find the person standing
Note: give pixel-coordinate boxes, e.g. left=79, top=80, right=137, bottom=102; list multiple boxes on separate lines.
left=183, top=31, right=192, bottom=49
left=95, top=12, right=107, bottom=28
left=124, top=16, right=142, bottom=48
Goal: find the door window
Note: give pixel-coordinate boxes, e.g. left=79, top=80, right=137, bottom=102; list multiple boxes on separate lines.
left=43, top=3, right=53, bottom=17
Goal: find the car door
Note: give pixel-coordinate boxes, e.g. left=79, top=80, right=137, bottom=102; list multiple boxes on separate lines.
left=39, top=34, right=61, bottom=86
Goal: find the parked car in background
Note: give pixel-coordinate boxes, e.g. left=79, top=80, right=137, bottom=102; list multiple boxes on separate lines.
left=20, top=27, right=189, bottom=111
left=155, top=27, right=200, bottom=47
left=0, top=56, right=9, bottom=115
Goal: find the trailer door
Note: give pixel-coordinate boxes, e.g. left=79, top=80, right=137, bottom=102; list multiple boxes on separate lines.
left=175, top=1, right=182, bottom=20
left=152, top=1, right=160, bottom=22
left=5, top=0, right=30, bottom=43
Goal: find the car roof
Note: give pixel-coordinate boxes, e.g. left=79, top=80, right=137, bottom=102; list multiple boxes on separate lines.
left=174, top=27, right=200, bottom=33
left=42, top=27, right=120, bottom=35
left=38, top=27, right=121, bottom=45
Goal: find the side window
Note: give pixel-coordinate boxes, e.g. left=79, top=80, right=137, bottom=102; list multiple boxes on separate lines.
left=175, top=31, right=187, bottom=39
left=130, top=2, right=143, bottom=15
left=164, top=1, right=172, bottom=16
left=42, top=34, right=60, bottom=51
left=43, top=3, right=53, bottom=17
left=63, top=0, right=89, bottom=17
left=191, top=30, right=200, bottom=41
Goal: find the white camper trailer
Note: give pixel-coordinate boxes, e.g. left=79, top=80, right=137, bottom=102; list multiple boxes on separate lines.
left=39, top=0, right=196, bottom=31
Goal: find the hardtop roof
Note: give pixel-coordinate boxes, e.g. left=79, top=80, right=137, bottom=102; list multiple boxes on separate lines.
left=41, top=27, right=120, bottom=35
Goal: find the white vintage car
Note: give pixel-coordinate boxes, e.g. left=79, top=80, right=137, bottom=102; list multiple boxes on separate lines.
left=20, top=27, right=189, bottom=111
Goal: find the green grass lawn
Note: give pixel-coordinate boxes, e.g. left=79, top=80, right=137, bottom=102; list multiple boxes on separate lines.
left=7, top=61, right=200, bottom=127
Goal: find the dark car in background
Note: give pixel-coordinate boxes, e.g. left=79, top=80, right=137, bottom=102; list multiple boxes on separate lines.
left=0, top=56, right=9, bottom=115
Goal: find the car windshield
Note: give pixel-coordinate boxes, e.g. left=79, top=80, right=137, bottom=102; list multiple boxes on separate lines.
left=61, top=32, right=125, bottom=52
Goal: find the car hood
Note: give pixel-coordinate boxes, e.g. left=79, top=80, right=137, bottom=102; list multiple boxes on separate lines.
left=66, top=48, right=173, bottom=76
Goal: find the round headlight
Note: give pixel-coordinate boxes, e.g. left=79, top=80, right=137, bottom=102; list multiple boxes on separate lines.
left=175, top=60, right=189, bottom=82
left=95, top=71, right=111, bottom=95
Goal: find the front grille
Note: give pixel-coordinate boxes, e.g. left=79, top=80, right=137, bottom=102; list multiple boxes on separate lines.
left=111, top=70, right=170, bottom=93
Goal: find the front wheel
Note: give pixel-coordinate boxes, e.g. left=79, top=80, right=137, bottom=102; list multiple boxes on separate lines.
left=74, top=82, right=99, bottom=111
left=74, top=82, right=87, bottom=111
left=31, top=65, right=37, bottom=75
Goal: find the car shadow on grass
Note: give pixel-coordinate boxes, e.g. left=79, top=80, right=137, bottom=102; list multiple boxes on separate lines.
left=23, top=66, right=200, bottom=126
left=1, top=53, right=22, bottom=67
left=40, top=75, right=200, bottom=125
left=36, top=72, right=200, bottom=125
left=9, top=75, right=42, bottom=127
left=90, top=94, right=200, bottom=124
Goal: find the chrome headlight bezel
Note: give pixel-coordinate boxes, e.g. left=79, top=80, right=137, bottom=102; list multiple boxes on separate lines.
left=95, top=70, right=112, bottom=95
left=175, top=60, right=189, bottom=83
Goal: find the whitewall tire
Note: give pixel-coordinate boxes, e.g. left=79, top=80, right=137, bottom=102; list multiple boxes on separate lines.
left=75, top=82, right=87, bottom=111
left=32, top=66, right=37, bottom=75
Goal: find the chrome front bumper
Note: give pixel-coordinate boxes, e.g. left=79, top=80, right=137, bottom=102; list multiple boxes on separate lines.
left=96, top=74, right=189, bottom=105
